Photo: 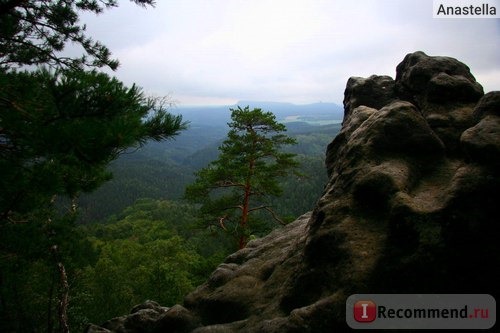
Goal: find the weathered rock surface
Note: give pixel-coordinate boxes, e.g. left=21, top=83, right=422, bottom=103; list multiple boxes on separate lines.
left=87, top=51, right=499, bottom=332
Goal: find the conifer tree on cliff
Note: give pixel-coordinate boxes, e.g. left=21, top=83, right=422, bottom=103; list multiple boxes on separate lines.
left=186, top=106, right=299, bottom=249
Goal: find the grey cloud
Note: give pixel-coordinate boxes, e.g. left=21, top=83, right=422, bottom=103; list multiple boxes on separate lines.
left=79, top=0, right=499, bottom=105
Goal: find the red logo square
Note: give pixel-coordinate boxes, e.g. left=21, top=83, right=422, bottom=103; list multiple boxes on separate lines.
left=354, top=300, right=376, bottom=322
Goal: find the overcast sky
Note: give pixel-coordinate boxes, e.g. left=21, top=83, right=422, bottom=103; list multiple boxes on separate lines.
left=80, top=0, right=500, bottom=106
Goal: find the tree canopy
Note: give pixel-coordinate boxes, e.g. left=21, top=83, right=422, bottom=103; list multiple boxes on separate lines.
left=0, top=68, right=186, bottom=224
left=185, top=106, right=299, bottom=249
left=0, top=1, right=188, bottom=331
left=0, top=0, right=156, bottom=70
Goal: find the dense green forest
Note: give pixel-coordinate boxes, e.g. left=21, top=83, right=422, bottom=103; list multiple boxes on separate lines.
left=0, top=1, right=342, bottom=331
left=76, top=109, right=341, bottom=224
left=72, top=115, right=340, bottom=330
left=2, top=100, right=341, bottom=331
left=73, top=199, right=233, bottom=328
left=72, top=114, right=340, bottom=325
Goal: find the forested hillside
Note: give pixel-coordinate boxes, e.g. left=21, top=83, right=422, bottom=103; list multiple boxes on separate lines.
left=73, top=199, right=233, bottom=328
left=76, top=104, right=342, bottom=224
left=17, top=103, right=340, bottom=331
left=0, top=1, right=343, bottom=330
left=2, top=1, right=497, bottom=332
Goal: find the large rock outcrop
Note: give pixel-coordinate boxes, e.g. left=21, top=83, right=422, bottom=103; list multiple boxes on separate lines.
left=87, top=51, right=499, bottom=332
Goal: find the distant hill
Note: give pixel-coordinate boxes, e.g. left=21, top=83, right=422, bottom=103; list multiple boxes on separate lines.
left=175, top=101, right=343, bottom=126
left=237, top=100, right=343, bottom=117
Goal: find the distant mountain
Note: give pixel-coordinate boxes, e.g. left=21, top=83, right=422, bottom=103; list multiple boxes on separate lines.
left=175, top=101, right=344, bottom=127
left=236, top=100, right=343, bottom=115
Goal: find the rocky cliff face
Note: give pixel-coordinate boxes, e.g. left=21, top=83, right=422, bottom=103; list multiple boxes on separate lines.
left=87, top=51, right=499, bottom=332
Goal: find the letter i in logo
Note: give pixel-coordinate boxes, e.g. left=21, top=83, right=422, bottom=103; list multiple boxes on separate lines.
left=354, top=300, right=376, bottom=322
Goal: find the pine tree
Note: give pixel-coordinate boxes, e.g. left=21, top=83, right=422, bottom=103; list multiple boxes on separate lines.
left=0, top=68, right=186, bottom=332
left=0, top=2, right=186, bottom=331
left=185, top=106, right=299, bottom=249
left=0, top=0, right=156, bottom=70
left=0, top=68, right=186, bottom=224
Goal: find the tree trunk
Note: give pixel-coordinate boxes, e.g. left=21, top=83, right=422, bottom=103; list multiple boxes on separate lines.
left=239, top=155, right=256, bottom=249
left=238, top=134, right=258, bottom=249
left=47, top=267, right=56, bottom=333
left=51, top=245, right=69, bottom=333
left=239, top=183, right=250, bottom=249
left=57, top=261, right=69, bottom=333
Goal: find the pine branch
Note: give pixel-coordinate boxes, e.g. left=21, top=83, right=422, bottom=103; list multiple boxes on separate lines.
left=0, top=0, right=26, bottom=16
left=248, top=205, right=285, bottom=225
left=210, top=181, right=246, bottom=189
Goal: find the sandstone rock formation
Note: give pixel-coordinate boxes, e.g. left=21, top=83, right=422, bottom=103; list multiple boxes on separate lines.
left=87, top=51, right=499, bottom=332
